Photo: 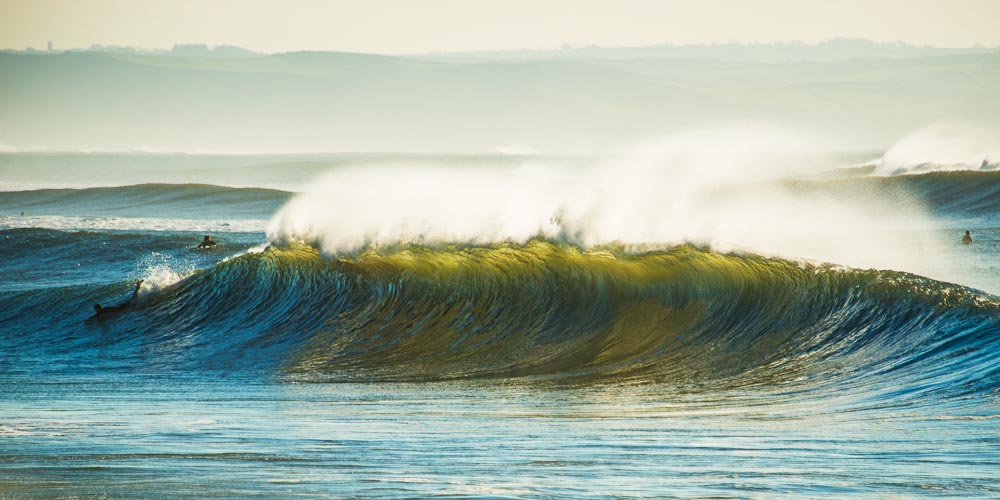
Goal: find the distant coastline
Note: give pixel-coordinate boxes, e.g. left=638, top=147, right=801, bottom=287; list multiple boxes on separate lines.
left=3, top=38, right=998, bottom=62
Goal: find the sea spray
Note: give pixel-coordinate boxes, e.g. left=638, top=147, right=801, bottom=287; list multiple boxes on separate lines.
left=875, top=123, right=1000, bottom=176
left=267, top=128, right=947, bottom=279
left=136, top=264, right=184, bottom=300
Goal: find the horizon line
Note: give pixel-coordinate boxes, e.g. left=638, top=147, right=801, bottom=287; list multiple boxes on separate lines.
left=4, top=37, right=1000, bottom=57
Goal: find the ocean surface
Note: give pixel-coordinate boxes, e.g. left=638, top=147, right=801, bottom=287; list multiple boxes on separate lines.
left=2, top=153, right=999, bottom=498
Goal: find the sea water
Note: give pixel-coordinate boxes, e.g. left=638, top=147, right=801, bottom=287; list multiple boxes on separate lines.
left=2, top=152, right=999, bottom=498
left=4, top=375, right=998, bottom=498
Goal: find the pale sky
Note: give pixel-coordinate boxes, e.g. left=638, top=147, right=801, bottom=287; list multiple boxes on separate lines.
left=2, top=0, right=1000, bottom=54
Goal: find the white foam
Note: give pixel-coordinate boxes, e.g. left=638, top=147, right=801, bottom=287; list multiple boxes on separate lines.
left=220, top=243, right=270, bottom=263
left=267, top=127, right=951, bottom=279
left=136, top=265, right=184, bottom=300
left=873, top=123, right=1000, bottom=176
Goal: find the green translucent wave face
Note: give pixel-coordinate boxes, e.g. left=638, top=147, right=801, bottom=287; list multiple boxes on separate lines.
left=193, top=241, right=997, bottom=387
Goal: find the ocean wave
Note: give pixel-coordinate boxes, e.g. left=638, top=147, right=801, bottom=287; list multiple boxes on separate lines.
left=0, top=215, right=267, bottom=233
left=27, top=241, right=996, bottom=396
left=0, top=183, right=290, bottom=222
left=0, top=228, right=261, bottom=293
left=785, top=170, right=1000, bottom=218
left=266, top=153, right=1000, bottom=292
left=872, top=123, right=1000, bottom=176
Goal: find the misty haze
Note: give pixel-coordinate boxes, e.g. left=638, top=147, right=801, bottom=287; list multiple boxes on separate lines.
left=1, top=39, right=998, bottom=153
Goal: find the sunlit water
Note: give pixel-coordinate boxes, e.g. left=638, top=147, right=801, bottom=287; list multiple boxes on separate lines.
left=3, top=374, right=999, bottom=499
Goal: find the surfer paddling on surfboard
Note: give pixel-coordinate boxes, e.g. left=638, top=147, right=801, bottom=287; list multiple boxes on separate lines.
left=90, top=280, right=143, bottom=318
left=197, top=235, right=218, bottom=249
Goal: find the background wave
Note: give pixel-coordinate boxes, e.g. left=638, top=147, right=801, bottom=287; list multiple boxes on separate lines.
left=0, top=183, right=290, bottom=220
left=785, top=170, right=1000, bottom=219
left=3, top=173, right=997, bottom=224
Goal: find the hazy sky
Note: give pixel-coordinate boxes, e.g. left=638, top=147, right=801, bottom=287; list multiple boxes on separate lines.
left=2, top=0, right=1000, bottom=53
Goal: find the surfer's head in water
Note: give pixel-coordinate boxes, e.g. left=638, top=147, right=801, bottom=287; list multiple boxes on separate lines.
left=962, top=230, right=973, bottom=245
left=92, top=301, right=121, bottom=317
left=198, top=235, right=217, bottom=249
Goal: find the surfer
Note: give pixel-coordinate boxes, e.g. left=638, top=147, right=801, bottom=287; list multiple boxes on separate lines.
left=197, top=235, right=218, bottom=249
left=91, top=280, right=143, bottom=318
left=962, top=230, right=973, bottom=245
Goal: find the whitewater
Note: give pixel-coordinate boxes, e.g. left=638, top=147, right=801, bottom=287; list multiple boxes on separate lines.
left=2, top=131, right=1000, bottom=498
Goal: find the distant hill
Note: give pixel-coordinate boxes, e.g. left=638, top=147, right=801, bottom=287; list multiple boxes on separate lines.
left=5, top=39, right=995, bottom=62
left=421, top=38, right=999, bottom=63
left=1, top=42, right=997, bottom=153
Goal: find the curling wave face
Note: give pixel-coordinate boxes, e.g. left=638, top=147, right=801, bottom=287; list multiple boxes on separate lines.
left=20, top=241, right=993, bottom=400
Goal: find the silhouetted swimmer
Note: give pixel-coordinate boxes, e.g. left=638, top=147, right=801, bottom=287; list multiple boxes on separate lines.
left=90, top=280, right=143, bottom=318
left=197, top=235, right=218, bottom=249
left=962, top=230, right=973, bottom=245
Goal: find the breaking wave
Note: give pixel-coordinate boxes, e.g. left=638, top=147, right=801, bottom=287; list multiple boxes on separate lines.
left=9, top=241, right=997, bottom=399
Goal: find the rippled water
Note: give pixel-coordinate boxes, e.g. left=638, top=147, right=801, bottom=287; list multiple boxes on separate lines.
left=4, top=374, right=998, bottom=499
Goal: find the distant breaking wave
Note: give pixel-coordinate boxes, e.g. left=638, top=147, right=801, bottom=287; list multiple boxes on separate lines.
left=784, top=170, right=1000, bottom=218
left=873, top=123, right=1000, bottom=176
